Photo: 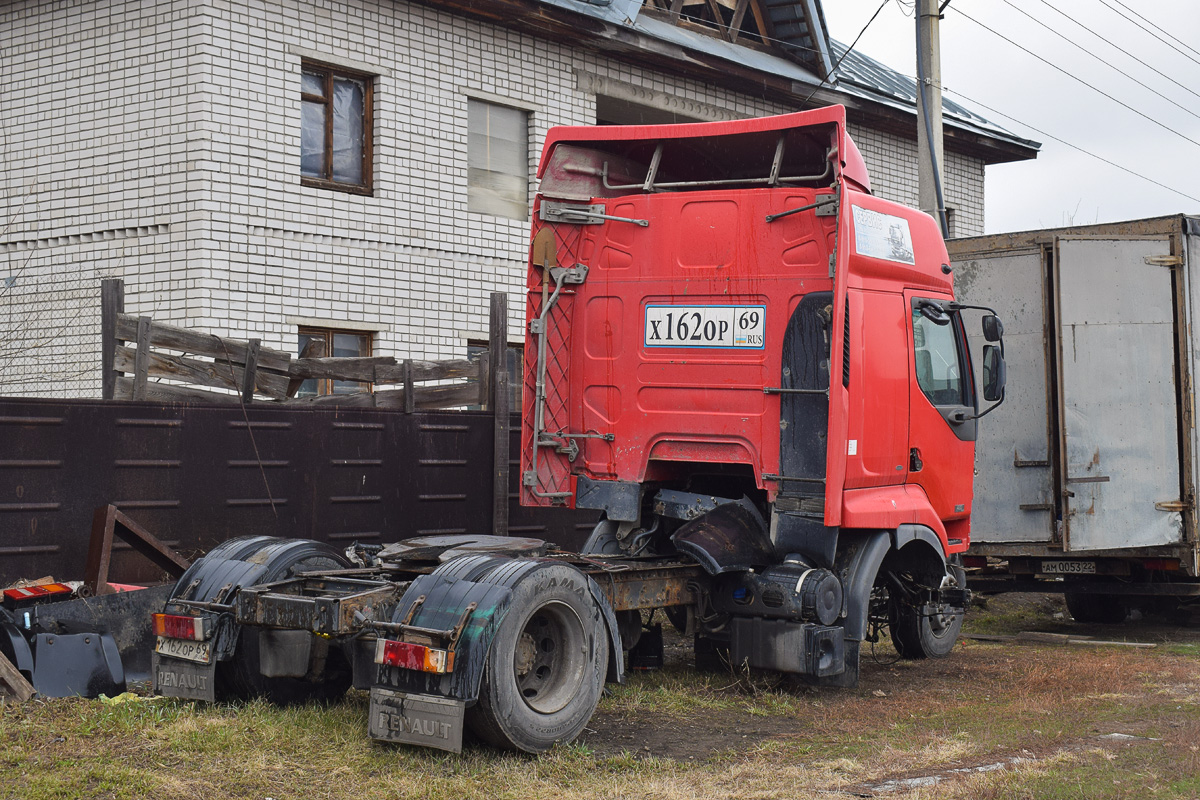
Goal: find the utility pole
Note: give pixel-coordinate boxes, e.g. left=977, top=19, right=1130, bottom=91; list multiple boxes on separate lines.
left=916, top=0, right=949, bottom=238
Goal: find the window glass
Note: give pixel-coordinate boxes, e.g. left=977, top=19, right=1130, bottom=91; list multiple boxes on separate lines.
left=332, top=77, right=365, bottom=184
left=912, top=309, right=965, bottom=406
left=297, top=328, right=372, bottom=397
left=300, top=62, right=371, bottom=192
left=468, top=99, right=528, bottom=219
left=466, top=342, right=523, bottom=413
left=300, top=101, right=326, bottom=178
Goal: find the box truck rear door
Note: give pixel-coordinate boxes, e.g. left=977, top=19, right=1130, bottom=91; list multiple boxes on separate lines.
left=1055, top=236, right=1184, bottom=550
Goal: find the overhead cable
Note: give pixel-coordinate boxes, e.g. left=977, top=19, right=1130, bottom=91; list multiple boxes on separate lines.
left=1031, top=0, right=1200, bottom=106
left=953, top=7, right=1200, bottom=153
left=801, top=0, right=891, bottom=106
left=1095, top=0, right=1200, bottom=69
left=1108, top=0, right=1200, bottom=61
left=939, top=85, right=1200, bottom=206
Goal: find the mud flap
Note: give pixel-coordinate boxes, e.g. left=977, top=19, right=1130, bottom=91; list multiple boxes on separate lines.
left=369, top=687, right=466, bottom=753
left=153, top=653, right=216, bottom=702
left=670, top=498, right=774, bottom=574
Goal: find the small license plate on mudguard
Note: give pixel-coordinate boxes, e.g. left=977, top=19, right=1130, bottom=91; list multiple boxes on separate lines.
left=368, top=687, right=465, bottom=753
left=153, top=652, right=217, bottom=702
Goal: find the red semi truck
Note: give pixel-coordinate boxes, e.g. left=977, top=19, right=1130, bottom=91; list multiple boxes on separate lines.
left=150, top=106, right=1006, bottom=753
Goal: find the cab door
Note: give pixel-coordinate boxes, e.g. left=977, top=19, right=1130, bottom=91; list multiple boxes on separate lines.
left=906, top=293, right=976, bottom=539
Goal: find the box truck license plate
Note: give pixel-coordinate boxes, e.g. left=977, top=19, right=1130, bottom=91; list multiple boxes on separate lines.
left=644, top=305, right=765, bottom=349
left=155, top=635, right=212, bottom=664
left=1041, top=560, right=1097, bottom=574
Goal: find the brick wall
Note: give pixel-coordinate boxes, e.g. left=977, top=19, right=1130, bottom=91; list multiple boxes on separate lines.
left=0, top=0, right=987, bottom=397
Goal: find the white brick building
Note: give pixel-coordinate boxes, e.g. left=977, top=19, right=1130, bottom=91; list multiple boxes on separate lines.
left=0, top=0, right=1036, bottom=397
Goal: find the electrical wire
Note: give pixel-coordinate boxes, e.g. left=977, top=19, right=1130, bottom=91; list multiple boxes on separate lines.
left=952, top=6, right=1200, bottom=153
left=1107, top=0, right=1200, bottom=61
left=1095, top=0, right=1200, bottom=69
left=939, top=84, right=1200, bottom=206
left=1030, top=0, right=1200, bottom=107
left=801, top=0, right=892, bottom=106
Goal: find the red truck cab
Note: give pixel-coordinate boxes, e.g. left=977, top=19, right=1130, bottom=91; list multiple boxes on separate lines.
left=521, top=105, right=1003, bottom=682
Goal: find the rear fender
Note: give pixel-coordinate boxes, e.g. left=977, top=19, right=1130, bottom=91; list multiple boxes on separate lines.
left=375, top=557, right=624, bottom=702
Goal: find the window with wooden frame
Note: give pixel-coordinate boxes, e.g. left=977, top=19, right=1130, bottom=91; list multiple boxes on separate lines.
left=296, top=327, right=373, bottom=397
left=301, top=61, right=373, bottom=194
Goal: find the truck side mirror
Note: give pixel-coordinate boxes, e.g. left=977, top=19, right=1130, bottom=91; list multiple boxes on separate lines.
left=982, top=314, right=1004, bottom=342
left=983, top=345, right=1006, bottom=402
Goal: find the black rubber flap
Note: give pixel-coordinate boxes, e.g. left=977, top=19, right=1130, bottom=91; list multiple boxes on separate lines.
left=670, top=498, right=774, bottom=575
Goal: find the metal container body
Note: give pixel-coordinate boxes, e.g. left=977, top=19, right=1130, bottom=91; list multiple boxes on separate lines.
left=949, top=215, right=1199, bottom=573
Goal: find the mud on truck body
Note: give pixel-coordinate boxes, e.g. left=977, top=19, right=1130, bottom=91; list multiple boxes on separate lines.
left=151, top=106, right=1007, bottom=753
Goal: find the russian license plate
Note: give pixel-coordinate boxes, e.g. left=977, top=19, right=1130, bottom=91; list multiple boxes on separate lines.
left=153, top=653, right=217, bottom=702
left=644, top=305, right=766, bottom=349
left=155, top=635, right=212, bottom=664
left=1041, top=560, right=1097, bottom=575
left=368, top=687, right=465, bottom=753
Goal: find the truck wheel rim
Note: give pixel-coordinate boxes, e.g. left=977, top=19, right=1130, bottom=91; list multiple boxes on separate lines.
left=513, top=601, right=587, bottom=715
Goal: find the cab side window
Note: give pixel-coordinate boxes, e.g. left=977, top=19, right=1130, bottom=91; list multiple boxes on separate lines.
left=912, top=307, right=967, bottom=407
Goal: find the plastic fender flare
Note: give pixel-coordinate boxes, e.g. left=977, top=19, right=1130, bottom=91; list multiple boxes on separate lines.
left=165, top=537, right=350, bottom=661
left=588, top=576, right=625, bottom=685
left=892, top=524, right=948, bottom=566
left=834, top=530, right=892, bottom=642
left=473, top=559, right=622, bottom=687
left=0, top=616, right=34, bottom=676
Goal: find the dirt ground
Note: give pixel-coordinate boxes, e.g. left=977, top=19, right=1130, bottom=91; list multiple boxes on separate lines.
left=580, top=593, right=1200, bottom=784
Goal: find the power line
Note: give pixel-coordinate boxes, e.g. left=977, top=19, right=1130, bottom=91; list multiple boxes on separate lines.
left=1031, top=0, right=1200, bottom=107
left=1108, top=0, right=1200, bottom=61
left=953, top=7, right=1200, bottom=153
left=802, top=0, right=891, bottom=106
left=1095, top=0, right=1200, bottom=69
left=939, top=85, right=1200, bottom=206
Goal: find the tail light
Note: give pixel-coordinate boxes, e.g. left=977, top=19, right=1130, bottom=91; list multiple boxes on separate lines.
left=2, top=582, right=74, bottom=609
left=1143, top=559, right=1181, bottom=572
left=375, top=639, right=453, bottom=674
left=152, top=613, right=210, bottom=640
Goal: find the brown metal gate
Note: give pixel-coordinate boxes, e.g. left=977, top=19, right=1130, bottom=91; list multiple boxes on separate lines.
left=0, top=398, right=597, bottom=585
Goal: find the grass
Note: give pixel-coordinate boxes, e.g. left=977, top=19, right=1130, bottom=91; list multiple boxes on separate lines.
left=3, top=600, right=1199, bottom=799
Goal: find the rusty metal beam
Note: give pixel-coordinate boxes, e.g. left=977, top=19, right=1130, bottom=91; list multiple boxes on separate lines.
left=85, top=505, right=192, bottom=595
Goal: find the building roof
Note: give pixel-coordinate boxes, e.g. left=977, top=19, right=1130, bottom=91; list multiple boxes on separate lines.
left=512, top=0, right=1039, bottom=162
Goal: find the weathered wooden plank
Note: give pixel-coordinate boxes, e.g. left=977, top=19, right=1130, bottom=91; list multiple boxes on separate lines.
left=281, top=390, right=378, bottom=408
left=100, top=279, right=125, bottom=400
left=0, top=651, right=34, bottom=703
left=242, top=339, right=261, bottom=404
left=290, top=356, right=396, bottom=382
left=116, top=314, right=291, bottom=373
left=287, top=338, right=327, bottom=397
left=490, top=292, right=510, bottom=536
left=374, top=383, right=482, bottom=410
left=114, top=346, right=289, bottom=399
left=132, top=316, right=151, bottom=401
left=115, top=377, right=242, bottom=405
left=375, top=358, right=480, bottom=384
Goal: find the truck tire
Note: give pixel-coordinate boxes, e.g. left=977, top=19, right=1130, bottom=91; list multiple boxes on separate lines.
left=1065, top=592, right=1127, bottom=624
left=465, top=563, right=609, bottom=753
left=889, top=564, right=965, bottom=659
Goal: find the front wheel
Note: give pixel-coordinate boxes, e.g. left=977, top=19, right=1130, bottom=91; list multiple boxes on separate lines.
left=889, top=564, right=966, bottom=659
left=466, top=563, right=609, bottom=753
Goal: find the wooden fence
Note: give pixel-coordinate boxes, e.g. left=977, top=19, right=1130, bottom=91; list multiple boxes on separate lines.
left=99, top=280, right=506, bottom=413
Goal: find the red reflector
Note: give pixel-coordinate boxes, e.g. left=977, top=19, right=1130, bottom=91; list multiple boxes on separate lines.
left=961, top=556, right=987, bottom=569
left=152, top=613, right=206, bottom=640
left=375, top=639, right=451, bottom=673
left=1143, top=559, right=1180, bottom=572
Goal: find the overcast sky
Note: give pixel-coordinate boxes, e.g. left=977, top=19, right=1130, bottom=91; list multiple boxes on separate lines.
left=821, top=0, right=1200, bottom=234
